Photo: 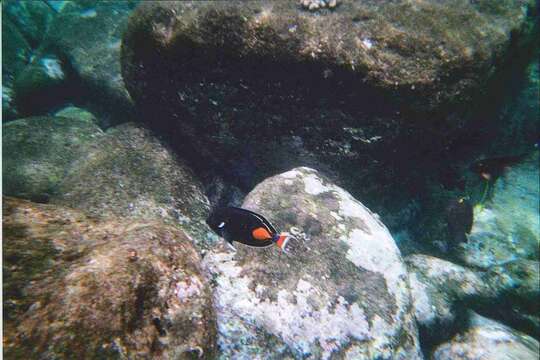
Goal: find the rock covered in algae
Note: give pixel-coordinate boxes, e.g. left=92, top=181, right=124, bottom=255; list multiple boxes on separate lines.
left=431, top=312, right=539, bottom=360
left=203, top=167, right=421, bottom=359
left=2, top=115, right=104, bottom=203
left=122, top=0, right=537, bottom=113
left=120, top=0, right=538, bottom=207
left=3, top=196, right=216, bottom=359
left=52, top=122, right=213, bottom=247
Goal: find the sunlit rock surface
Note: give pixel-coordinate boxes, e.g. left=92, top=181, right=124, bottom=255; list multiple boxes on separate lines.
left=204, top=167, right=421, bottom=359
left=2, top=115, right=104, bottom=203
left=3, top=197, right=217, bottom=359
left=431, top=312, right=539, bottom=360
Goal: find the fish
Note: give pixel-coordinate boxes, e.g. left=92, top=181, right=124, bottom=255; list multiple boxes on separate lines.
left=445, top=197, right=473, bottom=245
left=470, top=154, right=526, bottom=182
left=206, top=206, right=292, bottom=251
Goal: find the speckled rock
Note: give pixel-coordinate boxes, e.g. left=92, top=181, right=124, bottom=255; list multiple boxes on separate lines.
left=405, top=255, right=486, bottom=342
left=459, top=150, right=539, bottom=268
left=203, top=167, right=421, bottom=359
left=3, top=196, right=216, bottom=359
left=52, top=122, right=213, bottom=248
left=431, top=312, right=539, bottom=360
left=2, top=115, right=104, bottom=203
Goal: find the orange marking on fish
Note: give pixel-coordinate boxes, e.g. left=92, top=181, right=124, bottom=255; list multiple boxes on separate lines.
left=252, top=227, right=272, bottom=241
left=276, top=234, right=287, bottom=249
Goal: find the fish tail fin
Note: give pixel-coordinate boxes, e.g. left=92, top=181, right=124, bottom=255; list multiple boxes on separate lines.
left=275, top=233, right=301, bottom=254
left=275, top=233, right=289, bottom=250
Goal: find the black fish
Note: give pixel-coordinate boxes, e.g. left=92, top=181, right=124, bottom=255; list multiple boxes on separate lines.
left=206, top=207, right=291, bottom=250
left=471, top=154, right=526, bottom=181
left=446, top=198, right=473, bottom=245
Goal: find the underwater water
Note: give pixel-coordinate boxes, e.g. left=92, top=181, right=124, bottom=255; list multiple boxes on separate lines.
left=2, top=0, right=539, bottom=359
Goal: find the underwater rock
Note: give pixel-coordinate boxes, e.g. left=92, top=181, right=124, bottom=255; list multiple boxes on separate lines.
left=2, top=0, right=55, bottom=48
left=431, top=312, right=539, bottom=360
left=3, top=196, right=216, bottom=359
left=2, top=115, right=104, bottom=203
left=460, top=151, right=539, bottom=268
left=2, top=17, right=32, bottom=120
left=406, top=254, right=540, bottom=343
left=52, top=122, right=213, bottom=248
left=405, top=255, right=486, bottom=343
left=121, top=0, right=538, bottom=216
left=476, top=259, right=540, bottom=338
left=203, top=167, right=421, bottom=359
left=36, top=0, right=139, bottom=127
left=54, top=105, right=99, bottom=124
left=13, top=51, right=75, bottom=116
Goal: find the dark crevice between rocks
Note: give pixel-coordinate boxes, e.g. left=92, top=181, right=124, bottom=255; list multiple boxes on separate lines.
left=417, top=301, right=471, bottom=358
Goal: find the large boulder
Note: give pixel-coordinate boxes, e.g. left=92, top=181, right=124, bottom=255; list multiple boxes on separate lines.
left=203, top=167, right=421, bottom=359
left=52, top=122, right=213, bottom=247
left=121, top=0, right=538, bottom=203
left=2, top=115, right=104, bottom=203
left=431, top=312, right=539, bottom=360
left=3, top=196, right=216, bottom=359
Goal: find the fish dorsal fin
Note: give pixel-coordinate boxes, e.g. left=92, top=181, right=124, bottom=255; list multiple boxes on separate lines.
left=226, top=206, right=278, bottom=234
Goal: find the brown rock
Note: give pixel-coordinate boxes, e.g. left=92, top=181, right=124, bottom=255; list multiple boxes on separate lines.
left=3, top=197, right=216, bottom=359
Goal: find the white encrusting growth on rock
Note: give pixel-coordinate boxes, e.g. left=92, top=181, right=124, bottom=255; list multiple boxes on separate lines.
left=206, top=251, right=372, bottom=359
left=204, top=167, right=421, bottom=359
left=41, top=57, right=64, bottom=80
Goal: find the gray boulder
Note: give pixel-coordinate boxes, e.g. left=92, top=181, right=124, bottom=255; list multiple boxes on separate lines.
left=3, top=196, right=217, bottom=359
left=203, top=167, right=421, bottom=359
left=405, top=255, right=486, bottom=338
left=406, top=254, right=540, bottom=343
left=2, top=115, right=104, bottom=203
left=431, top=312, right=539, bottom=360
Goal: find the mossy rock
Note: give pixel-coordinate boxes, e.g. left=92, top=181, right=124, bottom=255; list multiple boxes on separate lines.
left=52, top=122, right=213, bottom=248
left=2, top=115, right=104, bottom=203
left=3, top=197, right=217, bottom=359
